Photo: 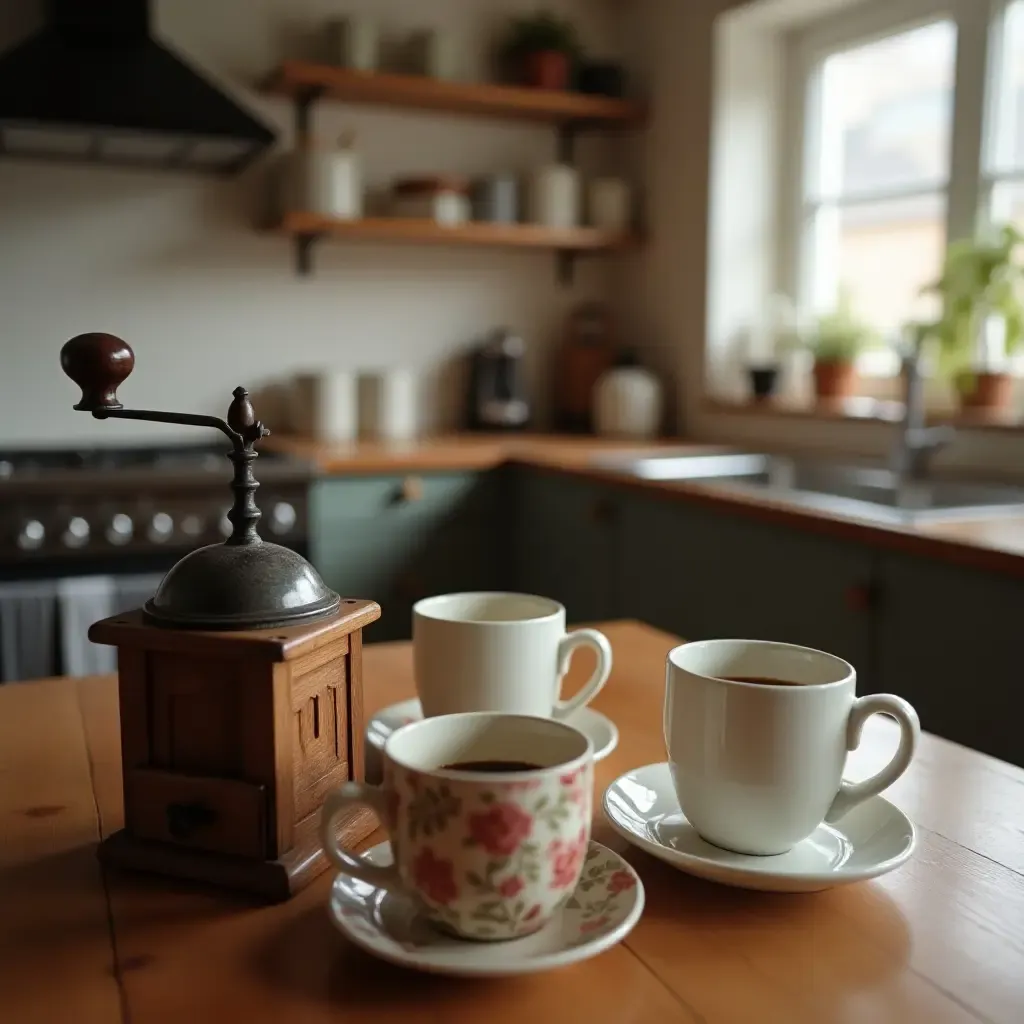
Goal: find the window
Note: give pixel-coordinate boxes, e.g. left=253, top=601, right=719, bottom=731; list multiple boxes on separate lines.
left=988, top=0, right=1024, bottom=232
left=785, top=1, right=1024, bottom=377
left=799, top=18, right=956, bottom=351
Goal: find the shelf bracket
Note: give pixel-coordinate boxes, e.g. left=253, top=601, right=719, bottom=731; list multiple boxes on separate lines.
left=294, top=86, right=325, bottom=139
left=557, top=250, right=576, bottom=286
left=296, top=233, right=320, bottom=276
left=556, top=123, right=578, bottom=164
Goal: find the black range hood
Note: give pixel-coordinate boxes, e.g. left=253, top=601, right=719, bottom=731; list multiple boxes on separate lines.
left=0, top=0, right=275, bottom=175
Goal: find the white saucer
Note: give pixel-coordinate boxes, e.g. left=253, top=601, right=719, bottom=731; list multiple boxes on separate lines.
left=329, top=840, right=644, bottom=977
left=603, top=762, right=916, bottom=893
left=364, top=698, right=618, bottom=784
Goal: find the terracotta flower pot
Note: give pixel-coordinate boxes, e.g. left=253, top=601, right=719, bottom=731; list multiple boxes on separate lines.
left=812, top=360, right=859, bottom=400
left=523, top=50, right=571, bottom=90
left=958, top=371, right=1015, bottom=412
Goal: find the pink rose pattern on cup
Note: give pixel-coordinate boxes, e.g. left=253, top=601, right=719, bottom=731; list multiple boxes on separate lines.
left=332, top=841, right=640, bottom=957
left=387, top=760, right=595, bottom=939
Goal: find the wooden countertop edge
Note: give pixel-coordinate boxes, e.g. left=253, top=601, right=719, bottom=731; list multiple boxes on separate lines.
left=263, top=435, right=1024, bottom=578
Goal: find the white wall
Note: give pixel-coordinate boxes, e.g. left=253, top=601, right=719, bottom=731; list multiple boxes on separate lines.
left=0, top=0, right=621, bottom=446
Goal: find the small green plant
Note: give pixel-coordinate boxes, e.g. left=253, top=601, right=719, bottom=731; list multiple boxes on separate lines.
left=919, top=223, right=1024, bottom=383
left=802, top=290, right=876, bottom=364
left=498, top=10, right=581, bottom=60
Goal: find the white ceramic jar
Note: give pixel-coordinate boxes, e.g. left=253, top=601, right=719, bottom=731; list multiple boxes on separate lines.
left=593, top=358, right=663, bottom=439
left=282, top=138, right=362, bottom=219
left=359, top=370, right=419, bottom=441
left=290, top=371, right=358, bottom=442
left=588, top=177, right=632, bottom=233
left=529, top=163, right=580, bottom=228
left=326, top=16, right=378, bottom=70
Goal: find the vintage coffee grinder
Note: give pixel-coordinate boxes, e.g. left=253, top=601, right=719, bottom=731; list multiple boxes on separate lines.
left=60, top=333, right=380, bottom=900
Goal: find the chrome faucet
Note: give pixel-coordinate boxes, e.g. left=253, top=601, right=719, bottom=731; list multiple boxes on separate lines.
left=891, top=347, right=955, bottom=483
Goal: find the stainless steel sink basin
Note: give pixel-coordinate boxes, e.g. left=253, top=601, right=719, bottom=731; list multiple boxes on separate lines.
left=597, top=452, right=1024, bottom=524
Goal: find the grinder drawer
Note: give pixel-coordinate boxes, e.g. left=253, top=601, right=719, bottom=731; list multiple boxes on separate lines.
left=125, top=768, right=268, bottom=858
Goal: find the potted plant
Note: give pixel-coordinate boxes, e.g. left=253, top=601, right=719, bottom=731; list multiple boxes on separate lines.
left=922, top=224, right=1024, bottom=412
left=745, top=293, right=799, bottom=402
left=803, top=291, right=875, bottom=400
left=497, top=10, right=580, bottom=90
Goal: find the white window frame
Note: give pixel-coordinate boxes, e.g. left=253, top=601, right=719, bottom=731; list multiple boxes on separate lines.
left=778, top=0, right=1018, bottom=375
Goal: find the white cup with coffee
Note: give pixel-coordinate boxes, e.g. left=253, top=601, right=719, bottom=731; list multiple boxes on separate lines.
left=665, top=639, right=920, bottom=856
left=413, top=592, right=612, bottom=720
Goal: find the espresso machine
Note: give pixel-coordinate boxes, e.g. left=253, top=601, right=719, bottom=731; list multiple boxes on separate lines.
left=466, top=328, right=531, bottom=432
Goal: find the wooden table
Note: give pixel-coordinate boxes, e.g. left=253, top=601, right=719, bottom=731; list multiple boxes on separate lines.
left=2, top=621, right=1022, bottom=1023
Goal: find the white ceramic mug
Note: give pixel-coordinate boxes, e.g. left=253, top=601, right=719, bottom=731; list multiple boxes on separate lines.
left=665, top=639, right=920, bottom=856
left=413, top=592, right=612, bottom=720
left=320, top=712, right=594, bottom=940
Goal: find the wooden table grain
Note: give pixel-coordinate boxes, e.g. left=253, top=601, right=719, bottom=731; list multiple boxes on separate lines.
left=2, top=621, right=1022, bottom=1023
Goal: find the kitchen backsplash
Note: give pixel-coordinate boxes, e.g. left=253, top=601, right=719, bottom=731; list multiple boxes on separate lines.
left=0, top=0, right=625, bottom=446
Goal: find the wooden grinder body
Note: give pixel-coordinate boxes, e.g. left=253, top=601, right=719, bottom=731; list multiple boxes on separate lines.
left=92, top=600, right=381, bottom=901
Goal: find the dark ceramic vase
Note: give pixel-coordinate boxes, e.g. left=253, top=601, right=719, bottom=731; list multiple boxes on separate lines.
left=748, top=365, right=780, bottom=400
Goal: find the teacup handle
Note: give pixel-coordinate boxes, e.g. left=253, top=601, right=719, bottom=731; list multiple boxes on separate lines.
left=553, top=628, right=613, bottom=720
left=320, top=782, right=400, bottom=888
left=826, top=693, right=920, bottom=823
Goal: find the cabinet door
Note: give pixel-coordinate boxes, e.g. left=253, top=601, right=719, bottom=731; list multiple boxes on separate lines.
left=877, top=554, right=1024, bottom=767
left=513, top=470, right=618, bottom=624
left=310, top=472, right=502, bottom=642
left=617, top=495, right=876, bottom=678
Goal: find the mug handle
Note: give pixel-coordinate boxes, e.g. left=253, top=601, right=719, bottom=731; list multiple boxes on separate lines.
left=825, top=693, right=920, bottom=823
left=320, top=782, right=400, bottom=888
left=553, top=628, right=613, bottom=720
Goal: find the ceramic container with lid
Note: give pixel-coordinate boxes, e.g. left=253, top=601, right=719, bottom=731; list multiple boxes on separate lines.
left=391, top=176, right=471, bottom=225
left=593, top=352, right=663, bottom=439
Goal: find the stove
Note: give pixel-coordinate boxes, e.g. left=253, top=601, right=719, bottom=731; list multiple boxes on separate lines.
left=0, top=443, right=314, bottom=571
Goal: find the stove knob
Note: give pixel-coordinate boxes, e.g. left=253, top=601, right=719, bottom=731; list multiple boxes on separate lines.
left=219, top=514, right=233, bottom=538
left=17, top=519, right=45, bottom=551
left=147, top=513, right=174, bottom=543
left=181, top=514, right=204, bottom=539
left=63, top=516, right=90, bottom=548
left=269, top=501, right=297, bottom=536
left=106, top=513, right=134, bottom=546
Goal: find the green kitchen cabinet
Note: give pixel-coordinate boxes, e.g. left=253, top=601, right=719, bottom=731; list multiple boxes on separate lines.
left=310, top=470, right=507, bottom=642
left=876, top=553, right=1023, bottom=767
left=617, top=494, right=877, bottom=679
left=512, top=469, right=620, bottom=624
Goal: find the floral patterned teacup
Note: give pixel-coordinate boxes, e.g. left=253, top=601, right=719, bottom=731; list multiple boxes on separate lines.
left=321, top=712, right=594, bottom=941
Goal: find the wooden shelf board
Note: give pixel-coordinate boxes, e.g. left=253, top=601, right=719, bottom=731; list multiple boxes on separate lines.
left=276, top=213, right=638, bottom=252
left=265, top=61, right=645, bottom=127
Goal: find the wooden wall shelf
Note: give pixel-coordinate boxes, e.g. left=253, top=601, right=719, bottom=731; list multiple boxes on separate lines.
left=263, top=62, right=647, bottom=282
left=264, top=61, right=646, bottom=129
left=276, top=212, right=637, bottom=279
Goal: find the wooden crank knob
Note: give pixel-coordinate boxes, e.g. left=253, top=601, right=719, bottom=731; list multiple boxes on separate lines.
left=60, top=333, right=135, bottom=411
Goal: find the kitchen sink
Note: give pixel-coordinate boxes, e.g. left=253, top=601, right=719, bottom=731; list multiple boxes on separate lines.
left=596, top=452, right=1024, bottom=524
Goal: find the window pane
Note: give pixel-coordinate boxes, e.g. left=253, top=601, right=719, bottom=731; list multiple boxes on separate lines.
left=991, top=181, right=1024, bottom=232
left=814, top=21, right=956, bottom=198
left=809, top=193, right=947, bottom=333
left=989, top=0, right=1024, bottom=173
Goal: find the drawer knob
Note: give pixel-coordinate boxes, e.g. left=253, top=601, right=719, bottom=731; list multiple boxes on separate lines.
left=166, top=801, right=217, bottom=840
left=399, top=477, right=424, bottom=503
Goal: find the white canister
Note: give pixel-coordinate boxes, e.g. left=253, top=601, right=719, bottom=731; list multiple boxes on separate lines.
left=290, top=371, right=358, bottom=442
left=391, top=178, right=471, bottom=225
left=588, top=177, right=632, bottom=233
left=529, top=164, right=580, bottom=228
left=283, top=139, right=362, bottom=219
left=593, top=358, right=663, bottom=440
left=359, top=370, right=419, bottom=442
left=326, top=16, right=378, bottom=71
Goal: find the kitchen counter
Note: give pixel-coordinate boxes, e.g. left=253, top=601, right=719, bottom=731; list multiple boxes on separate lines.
left=265, top=433, right=1024, bottom=578
left=4, top=622, right=1023, bottom=1023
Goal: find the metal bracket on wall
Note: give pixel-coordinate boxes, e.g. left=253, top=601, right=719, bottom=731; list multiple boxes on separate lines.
left=296, top=234, right=321, bottom=276
left=294, top=86, right=326, bottom=137
left=557, top=250, right=577, bottom=286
